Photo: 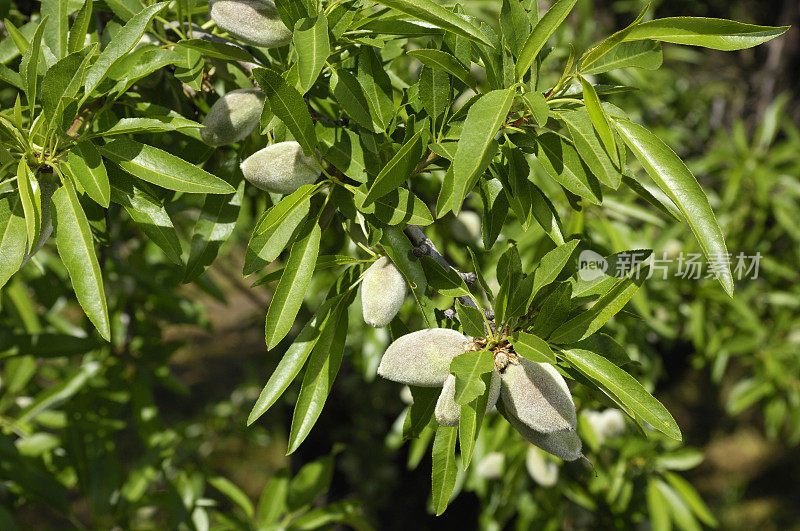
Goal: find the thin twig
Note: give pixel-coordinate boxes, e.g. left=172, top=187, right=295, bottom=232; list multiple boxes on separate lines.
left=403, top=225, right=489, bottom=322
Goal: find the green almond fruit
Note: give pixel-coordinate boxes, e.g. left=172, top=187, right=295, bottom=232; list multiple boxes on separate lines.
left=525, top=446, right=560, bottom=486
left=377, top=328, right=471, bottom=387
left=434, top=370, right=500, bottom=427
left=240, top=141, right=319, bottom=195
left=201, top=88, right=264, bottom=146
left=500, top=357, right=576, bottom=433
left=498, top=399, right=583, bottom=461
left=361, top=256, right=406, bottom=328
left=209, top=0, right=292, bottom=48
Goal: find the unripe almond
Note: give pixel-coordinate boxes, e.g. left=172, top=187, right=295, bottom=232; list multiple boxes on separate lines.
left=503, top=407, right=583, bottom=461
left=525, top=446, right=559, bottom=486
left=435, top=370, right=500, bottom=427
left=240, top=141, right=319, bottom=195
left=584, top=408, right=626, bottom=441
left=201, top=88, right=264, bottom=146
left=500, top=358, right=576, bottom=433
left=361, top=257, right=406, bottom=327
left=475, top=452, right=504, bottom=479
left=451, top=210, right=481, bottom=243
left=377, top=328, right=471, bottom=387
left=209, top=0, right=292, bottom=48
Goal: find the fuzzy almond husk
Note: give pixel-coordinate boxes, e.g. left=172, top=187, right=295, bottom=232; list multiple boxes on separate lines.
left=377, top=328, right=471, bottom=387
left=201, top=88, right=264, bottom=146
left=209, top=0, right=292, bottom=48
left=361, top=257, right=406, bottom=327
left=240, top=141, right=319, bottom=195
left=498, top=399, right=583, bottom=461
left=500, top=357, right=576, bottom=434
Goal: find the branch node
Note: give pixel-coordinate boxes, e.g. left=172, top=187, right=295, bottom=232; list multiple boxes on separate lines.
left=461, top=272, right=477, bottom=284
left=412, top=243, right=429, bottom=258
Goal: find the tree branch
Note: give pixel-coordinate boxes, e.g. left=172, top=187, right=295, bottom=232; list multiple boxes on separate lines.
left=403, top=225, right=493, bottom=327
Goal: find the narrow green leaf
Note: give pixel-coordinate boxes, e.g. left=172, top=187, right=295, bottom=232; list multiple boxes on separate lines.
left=357, top=47, right=395, bottom=133
left=451, top=88, right=514, bottom=214
left=419, top=66, right=450, bottom=119
left=42, top=0, right=69, bottom=58
left=100, top=138, right=235, bottom=194
left=91, top=116, right=202, bottom=137
left=67, top=141, right=110, bottom=207
left=658, top=480, right=702, bottom=531
left=68, top=0, right=93, bottom=54
left=530, top=183, right=565, bottom=245
left=613, top=117, right=733, bottom=295
left=579, top=76, right=619, bottom=165
left=16, top=160, right=40, bottom=248
left=624, top=17, right=789, bottom=51
left=533, top=132, right=602, bottom=204
left=184, top=181, right=244, bottom=282
left=255, top=183, right=321, bottom=235
left=245, top=203, right=310, bottom=277
left=478, top=177, right=508, bottom=249
left=516, top=0, right=578, bottom=80
left=420, top=256, right=470, bottom=298
left=431, top=425, right=458, bottom=515
left=459, top=371, right=492, bottom=468
left=109, top=166, right=183, bottom=265
left=581, top=40, right=663, bottom=75
left=532, top=282, right=572, bottom=338
left=550, top=267, right=646, bottom=343
left=579, top=2, right=651, bottom=73
left=376, top=0, right=491, bottom=46
left=450, top=349, right=494, bottom=405
left=560, top=348, right=681, bottom=439
left=500, top=0, right=532, bottom=57
left=408, top=48, right=477, bottom=90
left=295, top=15, right=330, bottom=93
left=330, top=69, right=374, bottom=130
left=555, top=107, right=622, bottom=189
left=176, top=39, right=254, bottom=63
left=522, top=91, right=549, bottom=126
left=253, top=66, right=317, bottom=156
left=19, top=18, right=47, bottom=108
left=257, top=469, right=289, bottom=524
left=287, top=456, right=334, bottom=512
left=353, top=186, right=433, bottom=226
left=52, top=180, right=111, bottom=340
left=287, top=297, right=349, bottom=454
left=663, top=471, right=718, bottom=527
left=248, top=297, right=341, bottom=425
left=381, top=227, right=435, bottom=327
left=84, top=3, right=167, bottom=95
left=362, top=129, right=425, bottom=206
left=16, top=360, right=101, bottom=425
left=532, top=239, right=579, bottom=294
left=0, top=194, right=27, bottom=288
left=646, top=479, right=673, bottom=531
left=513, top=332, right=556, bottom=363
left=265, top=219, right=321, bottom=349
left=41, top=46, right=93, bottom=131
left=403, top=386, right=440, bottom=439
left=208, top=477, right=254, bottom=519
left=455, top=299, right=485, bottom=337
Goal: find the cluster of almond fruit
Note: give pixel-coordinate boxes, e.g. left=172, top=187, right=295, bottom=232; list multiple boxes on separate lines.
left=202, top=0, right=583, bottom=463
